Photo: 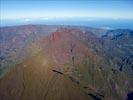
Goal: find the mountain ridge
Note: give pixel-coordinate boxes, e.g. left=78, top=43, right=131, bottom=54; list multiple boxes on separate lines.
left=0, top=25, right=133, bottom=100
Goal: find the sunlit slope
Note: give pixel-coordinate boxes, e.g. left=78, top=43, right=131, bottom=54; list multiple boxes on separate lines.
left=0, top=51, right=92, bottom=100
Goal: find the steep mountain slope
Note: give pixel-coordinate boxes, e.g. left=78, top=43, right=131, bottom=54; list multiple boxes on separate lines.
left=0, top=52, right=91, bottom=100
left=102, top=29, right=133, bottom=75
left=0, top=25, right=59, bottom=78
left=0, top=25, right=133, bottom=100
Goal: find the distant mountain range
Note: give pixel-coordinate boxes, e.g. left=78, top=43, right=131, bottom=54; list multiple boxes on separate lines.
left=0, top=25, right=133, bottom=100
left=1, top=18, right=133, bottom=29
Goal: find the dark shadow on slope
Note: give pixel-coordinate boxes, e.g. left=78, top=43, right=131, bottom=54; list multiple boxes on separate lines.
left=127, top=92, right=133, bottom=100
left=68, top=76, right=80, bottom=85
left=88, top=93, right=101, bottom=100
left=52, top=70, right=63, bottom=75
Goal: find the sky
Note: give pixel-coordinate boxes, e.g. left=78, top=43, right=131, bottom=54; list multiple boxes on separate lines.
left=0, top=0, right=133, bottom=20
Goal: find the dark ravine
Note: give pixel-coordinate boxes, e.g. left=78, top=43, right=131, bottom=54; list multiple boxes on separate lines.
left=119, top=55, right=133, bottom=72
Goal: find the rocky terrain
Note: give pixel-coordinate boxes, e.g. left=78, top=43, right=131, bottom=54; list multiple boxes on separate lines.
left=0, top=25, right=133, bottom=100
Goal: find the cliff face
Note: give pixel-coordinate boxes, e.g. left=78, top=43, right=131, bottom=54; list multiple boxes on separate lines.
left=0, top=25, right=133, bottom=100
